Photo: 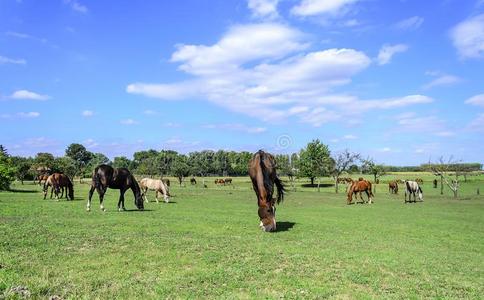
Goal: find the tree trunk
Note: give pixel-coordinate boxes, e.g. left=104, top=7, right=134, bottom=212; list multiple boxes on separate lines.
left=311, top=177, right=314, bottom=185
left=335, top=177, right=339, bottom=193
left=440, top=175, right=444, bottom=195
left=317, top=177, right=320, bottom=192
left=374, top=174, right=377, bottom=183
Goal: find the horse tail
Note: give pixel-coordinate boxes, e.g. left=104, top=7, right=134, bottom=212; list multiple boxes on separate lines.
left=368, top=181, right=375, bottom=198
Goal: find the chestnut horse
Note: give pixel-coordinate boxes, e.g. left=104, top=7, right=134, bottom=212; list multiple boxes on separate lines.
left=87, top=165, right=143, bottom=212
left=347, top=179, right=374, bottom=204
left=248, top=150, right=285, bottom=232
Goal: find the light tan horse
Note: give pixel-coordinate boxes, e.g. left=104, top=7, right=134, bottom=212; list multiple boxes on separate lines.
left=140, top=178, right=170, bottom=203
left=43, top=174, right=59, bottom=199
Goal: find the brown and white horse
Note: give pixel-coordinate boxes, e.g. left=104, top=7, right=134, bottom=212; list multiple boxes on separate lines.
left=248, top=150, right=285, bottom=232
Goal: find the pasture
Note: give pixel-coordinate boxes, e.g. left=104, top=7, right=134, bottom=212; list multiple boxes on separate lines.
left=1, top=175, right=483, bottom=299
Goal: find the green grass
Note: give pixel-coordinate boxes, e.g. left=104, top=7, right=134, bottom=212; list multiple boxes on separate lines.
left=1, top=175, right=483, bottom=299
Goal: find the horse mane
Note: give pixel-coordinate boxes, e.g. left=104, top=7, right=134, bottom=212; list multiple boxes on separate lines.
left=258, top=150, right=285, bottom=204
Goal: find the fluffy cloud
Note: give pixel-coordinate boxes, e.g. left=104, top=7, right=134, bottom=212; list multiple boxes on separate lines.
left=128, top=22, right=432, bottom=127
left=395, top=16, right=424, bottom=31
left=377, top=44, right=408, bottom=65
left=0, top=55, right=26, bottom=65
left=10, top=90, right=50, bottom=100
left=422, top=74, right=461, bottom=90
left=450, top=13, right=484, bottom=59
left=465, top=93, right=484, bottom=106
left=291, top=0, right=359, bottom=17
left=248, top=0, right=280, bottom=19
left=468, top=113, right=484, bottom=131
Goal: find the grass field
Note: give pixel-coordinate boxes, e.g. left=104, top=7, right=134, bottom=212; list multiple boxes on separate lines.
left=1, top=174, right=483, bottom=299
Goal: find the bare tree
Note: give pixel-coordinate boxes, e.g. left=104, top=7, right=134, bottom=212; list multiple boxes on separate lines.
left=428, top=156, right=462, bottom=198
left=331, top=150, right=361, bottom=193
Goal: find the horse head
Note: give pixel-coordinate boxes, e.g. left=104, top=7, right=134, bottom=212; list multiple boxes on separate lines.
left=258, top=203, right=276, bottom=232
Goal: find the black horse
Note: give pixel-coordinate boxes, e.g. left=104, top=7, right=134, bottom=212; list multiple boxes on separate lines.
left=87, top=165, right=144, bottom=212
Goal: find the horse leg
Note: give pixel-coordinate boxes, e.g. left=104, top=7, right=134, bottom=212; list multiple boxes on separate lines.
left=118, top=189, right=127, bottom=211
left=366, top=190, right=372, bottom=204
left=98, top=187, right=106, bottom=211
left=155, top=190, right=159, bottom=203
left=87, top=185, right=95, bottom=211
left=142, top=187, right=148, bottom=203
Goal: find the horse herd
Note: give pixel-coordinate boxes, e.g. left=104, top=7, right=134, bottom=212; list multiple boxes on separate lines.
left=36, top=150, right=424, bottom=232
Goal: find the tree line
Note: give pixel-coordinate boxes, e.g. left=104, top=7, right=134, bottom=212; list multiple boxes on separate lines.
left=0, top=141, right=482, bottom=191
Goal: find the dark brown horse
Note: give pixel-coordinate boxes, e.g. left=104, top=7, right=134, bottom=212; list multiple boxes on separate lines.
left=87, top=165, right=143, bottom=212
left=347, top=179, right=374, bottom=204
left=388, top=181, right=398, bottom=194
left=248, top=150, right=285, bottom=232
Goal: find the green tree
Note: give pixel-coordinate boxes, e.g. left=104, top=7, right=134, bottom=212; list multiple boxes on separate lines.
left=86, top=153, right=110, bottom=176
left=65, top=143, right=93, bottom=182
left=362, top=158, right=386, bottom=183
left=54, top=156, right=77, bottom=179
left=113, top=156, right=132, bottom=169
left=0, top=146, right=15, bottom=190
left=34, top=152, right=55, bottom=171
left=331, top=150, right=361, bottom=193
left=171, top=155, right=190, bottom=186
left=298, top=139, right=332, bottom=191
left=11, top=156, right=34, bottom=185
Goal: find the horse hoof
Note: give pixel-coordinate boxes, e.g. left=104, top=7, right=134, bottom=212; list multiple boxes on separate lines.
left=86, top=208, right=91, bottom=212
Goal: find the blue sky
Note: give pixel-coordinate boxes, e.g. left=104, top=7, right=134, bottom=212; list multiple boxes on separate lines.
left=1, top=0, right=483, bottom=165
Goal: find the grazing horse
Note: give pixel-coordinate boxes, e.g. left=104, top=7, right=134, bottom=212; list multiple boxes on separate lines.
left=404, top=180, right=423, bottom=203
left=37, top=174, right=49, bottom=186
left=140, top=178, right=170, bottom=203
left=388, top=181, right=398, bottom=194
left=248, top=150, right=285, bottom=232
left=87, top=165, right=144, bottom=212
left=53, top=173, right=74, bottom=200
left=224, top=178, right=232, bottom=185
left=347, top=179, right=374, bottom=205
left=215, top=179, right=225, bottom=186
left=43, top=174, right=59, bottom=199
left=190, top=177, right=197, bottom=185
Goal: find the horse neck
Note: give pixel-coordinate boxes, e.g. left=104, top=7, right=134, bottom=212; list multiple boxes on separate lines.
left=130, top=176, right=141, bottom=198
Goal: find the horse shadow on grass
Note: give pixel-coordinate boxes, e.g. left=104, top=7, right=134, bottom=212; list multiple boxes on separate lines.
left=301, top=183, right=333, bottom=188
left=123, top=209, right=154, bottom=212
left=9, top=189, right=38, bottom=193
left=274, top=221, right=296, bottom=232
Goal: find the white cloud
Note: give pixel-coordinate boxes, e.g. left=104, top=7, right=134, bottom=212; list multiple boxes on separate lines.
left=170, top=23, right=307, bottom=76
left=64, top=0, right=88, bottom=13
left=377, top=44, right=408, bottom=65
left=395, top=16, right=424, bottom=31
left=203, top=123, right=267, bottom=134
left=450, top=13, right=484, bottom=59
left=17, top=112, right=40, bottom=118
left=81, top=110, right=94, bottom=117
left=248, top=0, right=280, bottom=19
left=291, top=0, right=359, bottom=17
left=343, top=134, right=357, bottom=139
left=143, top=109, right=158, bottom=115
left=120, top=119, right=138, bottom=125
left=10, top=90, right=50, bottom=100
left=422, top=74, right=461, bottom=90
left=468, top=113, right=484, bottom=131
left=465, top=93, right=484, bottom=106
left=128, top=22, right=433, bottom=127
left=0, top=55, right=26, bottom=65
